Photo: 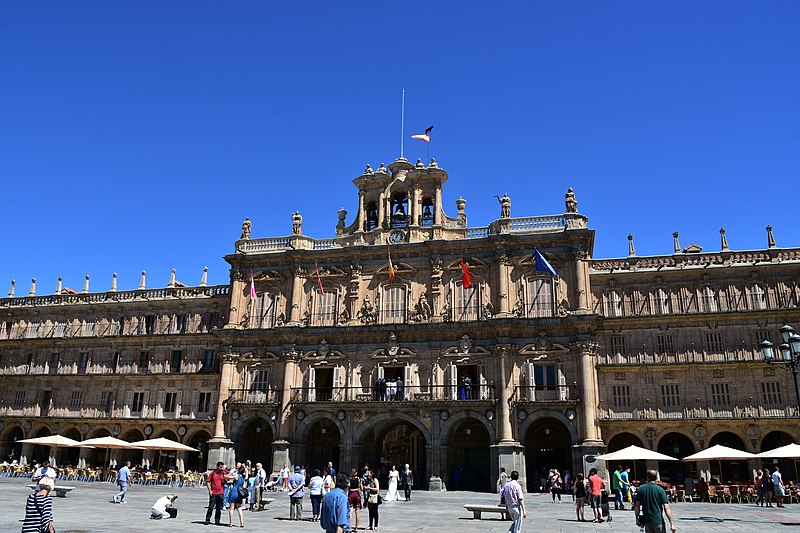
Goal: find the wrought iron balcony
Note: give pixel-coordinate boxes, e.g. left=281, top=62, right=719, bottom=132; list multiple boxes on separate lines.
left=512, top=385, right=579, bottom=404
left=226, top=389, right=282, bottom=406
left=289, top=384, right=496, bottom=404
left=597, top=404, right=800, bottom=421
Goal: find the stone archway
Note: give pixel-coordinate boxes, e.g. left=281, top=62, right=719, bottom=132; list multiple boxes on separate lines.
left=295, top=415, right=342, bottom=474
left=119, top=429, right=145, bottom=467
left=708, top=431, right=749, bottom=483
left=237, top=418, right=275, bottom=467
left=86, top=428, right=112, bottom=466
left=3, top=426, right=24, bottom=463
left=187, top=430, right=212, bottom=472
left=31, top=427, right=52, bottom=465
left=523, top=417, right=572, bottom=493
left=60, top=428, right=83, bottom=467
left=760, top=431, right=796, bottom=481
left=606, top=432, right=647, bottom=483
left=447, top=416, right=492, bottom=493
left=656, top=432, right=695, bottom=483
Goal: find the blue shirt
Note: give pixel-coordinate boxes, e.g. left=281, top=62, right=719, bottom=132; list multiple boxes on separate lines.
left=320, top=487, right=349, bottom=532
left=289, top=472, right=305, bottom=498
left=118, top=466, right=130, bottom=484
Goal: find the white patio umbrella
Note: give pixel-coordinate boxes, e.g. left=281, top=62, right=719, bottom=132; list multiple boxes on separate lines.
left=682, top=444, right=755, bottom=483
left=74, top=436, right=141, bottom=468
left=596, top=445, right=679, bottom=480
left=757, top=443, right=800, bottom=482
left=17, top=435, right=83, bottom=447
left=129, top=437, right=199, bottom=453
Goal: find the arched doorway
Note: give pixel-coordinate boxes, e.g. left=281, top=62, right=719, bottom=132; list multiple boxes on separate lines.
left=240, top=419, right=274, bottom=467
left=376, top=422, right=426, bottom=490
left=5, top=426, right=24, bottom=462
left=154, top=431, right=179, bottom=470
left=306, top=418, right=340, bottom=475
left=449, top=418, right=491, bottom=492
left=607, top=432, right=646, bottom=484
left=60, top=428, right=82, bottom=467
left=709, top=432, right=749, bottom=483
left=119, top=430, right=145, bottom=467
left=656, top=433, right=694, bottom=483
left=187, top=430, right=211, bottom=472
left=760, top=431, right=796, bottom=482
left=86, top=428, right=111, bottom=466
left=31, top=427, right=52, bottom=464
left=524, top=418, right=572, bottom=492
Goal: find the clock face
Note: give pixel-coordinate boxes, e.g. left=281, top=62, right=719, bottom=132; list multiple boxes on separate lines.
left=389, top=230, right=405, bottom=244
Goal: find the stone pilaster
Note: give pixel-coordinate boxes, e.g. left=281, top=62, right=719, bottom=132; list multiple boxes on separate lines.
left=573, top=341, right=602, bottom=445
left=278, top=347, right=300, bottom=439
left=288, top=266, right=305, bottom=324
left=207, top=349, right=239, bottom=469
left=574, top=250, right=590, bottom=312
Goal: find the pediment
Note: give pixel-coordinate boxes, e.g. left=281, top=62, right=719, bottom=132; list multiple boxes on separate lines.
left=253, top=270, right=284, bottom=282
left=446, top=257, right=488, bottom=270
left=316, top=265, right=348, bottom=278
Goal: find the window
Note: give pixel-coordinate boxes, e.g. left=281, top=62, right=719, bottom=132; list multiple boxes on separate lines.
left=13, top=390, right=26, bottom=408
left=454, top=283, right=481, bottom=321
left=111, top=352, right=120, bottom=373
left=138, top=352, right=150, bottom=374
left=53, top=321, right=66, bottom=338
left=657, top=334, right=675, bottom=355
left=198, top=392, right=212, bottom=413
left=26, top=321, right=40, bottom=339
left=526, top=277, right=554, bottom=318
left=711, top=383, right=731, bottom=406
left=612, top=385, right=631, bottom=408
left=606, top=291, right=623, bottom=317
left=762, top=382, right=782, bottom=407
left=69, top=390, right=82, bottom=410
left=609, top=335, right=626, bottom=356
left=164, top=392, right=177, bottom=414
left=705, top=332, right=723, bottom=353
left=655, top=289, right=672, bottom=315
left=143, top=315, right=156, bottom=335
left=81, top=319, right=95, bottom=337
left=132, top=392, right=145, bottom=413
left=48, top=353, right=59, bottom=375
left=420, top=198, right=434, bottom=227
left=382, top=285, right=407, bottom=324
left=699, top=287, right=718, bottom=313
left=534, top=365, right=558, bottom=390
left=201, top=350, right=217, bottom=373
left=0, top=321, right=10, bottom=340
left=77, top=353, right=89, bottom=375
left=250, top=369, right=270, bottom=392
left=312, top=291, right=337, bottom=327
left=747, top=284, right=767, bottom=310
left=175, top=314, right=188, bottom=334
left=660, top=384, right=680, bottom=407
left=111, top=317, right=125, bottom=336
left=170, top=351, right=182, bottom=373
left=253, top=293, right=277, bottom=329
left=26, top=353, right=35, bottom=374
left=201, top=312, right=220, bottom=333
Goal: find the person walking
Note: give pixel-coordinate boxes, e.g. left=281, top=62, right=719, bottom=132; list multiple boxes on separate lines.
left=587, top=468, right=605, bottom=523
left=498, top=467, right=509, bottom=502
left=773, top=467, right=786, bottom=508
left=308, top=468, right=325, bottom=522
left=320, top=473, right=350, bottom=533
left=227, top=466, right=246, bottom=527
left=401, top=464, right=413, bottom=502
left=755, top=470, right=765, bottom=506
left=21, top=476, right=55, bottom=533
left=549, top=469, right=562, bottom=502
left=613, top=465, right=626, bottom=510
left=113, top=461, right=131, bottom=504
left=503, top=470, right=527, bottom=533
left=205, top=461, right=227, bottom=526
left=348, top=468, right=363, bottom=531
left=365, top=469, right=381, bottom=531
left=762, top=467, right=774, bottom=507
left=288, top=465, right=306, bottom=520
left=634, top=469, right=676, bottom=533
left=573, top=472, right=588, bottom=522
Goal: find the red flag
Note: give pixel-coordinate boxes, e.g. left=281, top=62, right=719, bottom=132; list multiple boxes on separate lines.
left=460, top=256, right=472, bottom=289
left=249, top=270, right=257, bottom=299
left=411, top=125, right=434, bottom=143
left=314, top=261, right=324, bottom=295
left=388, top=246, right=396, bottom=281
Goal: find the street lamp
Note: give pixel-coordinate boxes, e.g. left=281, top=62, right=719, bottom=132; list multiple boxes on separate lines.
left=759, top=324, right=800, bottom=410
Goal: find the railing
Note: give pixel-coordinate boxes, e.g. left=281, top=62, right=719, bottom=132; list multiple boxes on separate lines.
left=226, top=388, right=282, bottom=405
left=591, top=248, right=800, bottom=273
left=313, top=239, right=337, bottom=250
left=466, top=227, right=490, bottom=239
left=0, top=285, right=229, bottom=308
left=290, top=384, right=496, bottom=403
left=597, top=350, right=762, bottom=366
left=506, top=216, right=566, bottom=233
left=598, top=404, right=800, bottom=421
left=512, top=385, right=578, bottom=403
left=238, top=237, right=293, bottom=253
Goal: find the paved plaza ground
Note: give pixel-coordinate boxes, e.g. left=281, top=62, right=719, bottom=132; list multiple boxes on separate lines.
left=3, top=476, right=800, bottom=532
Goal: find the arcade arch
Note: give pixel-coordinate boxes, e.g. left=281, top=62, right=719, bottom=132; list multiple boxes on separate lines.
left=523, top=417, right=572, bottom=492
left=656, top=432, right=694, bottom=483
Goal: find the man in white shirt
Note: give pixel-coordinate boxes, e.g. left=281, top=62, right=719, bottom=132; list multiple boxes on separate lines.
left=150, top=494, right=178, bottom=519
left=504, top=470, right=527, bottom=533
left=255, top=462, right=267, bottom=510
left=33, top=461, right=57, bottom=489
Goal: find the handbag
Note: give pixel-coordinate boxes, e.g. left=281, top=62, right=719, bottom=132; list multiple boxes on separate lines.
left=377, top=494, right=383, bottom=505
left=237, top=486, right=248, bottom=500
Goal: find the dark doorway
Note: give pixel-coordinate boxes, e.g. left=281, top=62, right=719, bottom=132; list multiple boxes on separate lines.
left=119, top=430, right=144, bottom=467
left=656, top=433, right=695, bottom=483
left=187, top=431, right=211, bottom=472
left=31, top=427, right=52, bottom=465
left=6, top=426, right=24, bottom=462
left=377, top=423, right=427, bottom=489
left=708, top=432, right=749, bottom=483
left=60, top=428, right=82, bottom=467
left=449, top=418, right=491, bottom=492
left=315, top=369, right=333, bottom=401
left=241, top=419, right=274, bottom=466
left=607, top=432, right=647, bottom=484
left=307, top=419, right=340, bottom=475
left=524, top=418, right=572, bottom=492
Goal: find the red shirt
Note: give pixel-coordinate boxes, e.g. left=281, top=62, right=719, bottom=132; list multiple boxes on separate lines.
left=588, top=474, right=604, bottom=496
left=208, top=469, right=226, bottom=494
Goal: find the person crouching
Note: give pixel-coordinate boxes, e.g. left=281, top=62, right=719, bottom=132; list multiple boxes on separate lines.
left=151, top=494, right=178, bottom=519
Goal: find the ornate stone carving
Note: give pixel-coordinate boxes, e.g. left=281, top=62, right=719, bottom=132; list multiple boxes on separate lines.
left=387, top=332, right=400, bottom=356
left=291, top=211, right=303, bottom=235
left=318, top=339, right=330, bottom=358
left=441, top=301, right=452, bottom=322
left=357, top=296, right=377, bottom=325
left=240, top=217, right=251, bottom=240
left=459, top=335, right=473, bottom=354
left=565, top=188, right=578, bottom=213
left=512, top=288, right=525, bottom=317
left=410, top=292, right=432, bottom=322
left=497, top=193, right=511, bottom=218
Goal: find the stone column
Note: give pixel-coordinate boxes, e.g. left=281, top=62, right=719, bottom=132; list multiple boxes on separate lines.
left=497, top=253, right=510, bottom=315
left=225, top=274, right=246, bottom=329
left=575, top=342, right=601, bottom=443
left=278, top=349, right=300, bottom=439
left=357, top=190, right=365, bottom=232
left=434, top=186, right=442, bottom=225
left=378, top=193, right=386, bottom=228
left=288, top=266, right=305, bottom=324
left=207, top=350, right=239, bottom=468
left=490, top=345, right=527, bottom=490
left=574, top=250, right=590, bottom=312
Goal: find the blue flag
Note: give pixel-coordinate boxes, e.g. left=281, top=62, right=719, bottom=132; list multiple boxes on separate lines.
left=535, top=249, right=557, bottom=276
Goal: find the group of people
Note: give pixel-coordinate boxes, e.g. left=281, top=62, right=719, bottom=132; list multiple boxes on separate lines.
left=372, top=377, right=405, bottom=401
left=756, top=466, right=787, bottom=508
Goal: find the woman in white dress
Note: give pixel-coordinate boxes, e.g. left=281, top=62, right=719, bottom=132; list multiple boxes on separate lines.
left=385, top=465, right=401, bottom=501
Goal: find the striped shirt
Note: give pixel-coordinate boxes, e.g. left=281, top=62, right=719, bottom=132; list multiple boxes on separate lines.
left=22, top=493, right=52, bottom=533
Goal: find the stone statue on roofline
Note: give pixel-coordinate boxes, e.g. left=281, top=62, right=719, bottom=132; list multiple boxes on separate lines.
left=497, top=193, right=511, bottom=218
left=565, top=188, right=578, bottom=213
left=292, top=211, right=303, bottom=235
left=240, top=217, right=252, bottom=240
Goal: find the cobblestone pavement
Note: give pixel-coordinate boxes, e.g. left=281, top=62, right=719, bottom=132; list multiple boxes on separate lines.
left=3, top=476, right=800, bottom=532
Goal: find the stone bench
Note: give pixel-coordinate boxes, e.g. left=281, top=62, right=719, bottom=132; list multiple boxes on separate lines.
left=463, top=504, right=509, bottom=520
left=28, top=485, right=76, bottom=497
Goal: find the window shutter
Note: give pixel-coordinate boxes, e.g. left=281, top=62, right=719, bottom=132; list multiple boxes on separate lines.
left=446, top=363, right=457, bottom=400
left=190, top=390, right=199, bottom=419
left=403, top=365, right=412, bottom=400
left=478, top=363, right=487, bottom=400
left=307, top=367, right=316, bottom=402
left=124, top=391, right=133, bottom=417
left=332, top=366, right=342, bottom=401
left=175, top=390, right=184, bottom=419
left=141, top=390, right=151, bottom=418
left=558, top=366, right=567, bottom=401
left=526, top=362, right=535, bottom=401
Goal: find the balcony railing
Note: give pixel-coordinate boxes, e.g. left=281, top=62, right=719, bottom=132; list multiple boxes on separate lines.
left=226, top=389, right=282, bottom=405
left=290, top=384, right=496, bottom=403
left=512, top=385, right=579, bottom=403
left=597, top=351, right=763, bottom=366
left=598, top=404, right=800, bottom=421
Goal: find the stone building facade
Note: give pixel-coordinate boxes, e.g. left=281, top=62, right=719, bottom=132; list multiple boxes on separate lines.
left=1, top=157, right=798, bottom=490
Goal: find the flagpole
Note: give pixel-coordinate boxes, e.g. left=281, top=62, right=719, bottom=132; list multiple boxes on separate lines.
left=401, top=89, right=405, bottom=159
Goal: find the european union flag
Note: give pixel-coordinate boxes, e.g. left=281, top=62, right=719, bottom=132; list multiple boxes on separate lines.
left=535, top=249, right=557, bottom=277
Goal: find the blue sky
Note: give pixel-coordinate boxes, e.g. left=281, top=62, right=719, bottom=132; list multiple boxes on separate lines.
left=1, top=1, right=798, bottom=291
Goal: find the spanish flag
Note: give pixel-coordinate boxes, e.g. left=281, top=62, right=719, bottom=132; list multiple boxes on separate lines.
left=249, top=271, right=257, bottom=299
left=460, top=256, right=472, bottom=289
left=388, top=246, right=396, bottom=281
left=411, top=125, right=433, bottom=143
left=314, top=261, right=325, bottom=295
